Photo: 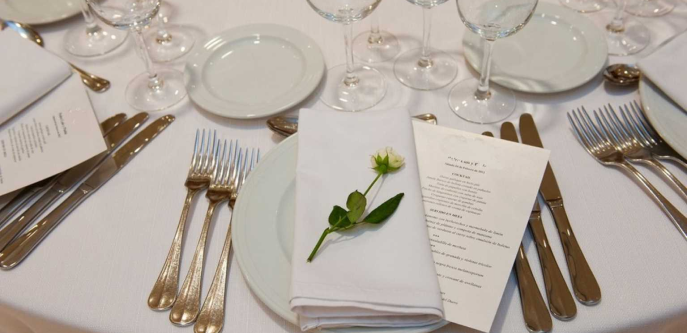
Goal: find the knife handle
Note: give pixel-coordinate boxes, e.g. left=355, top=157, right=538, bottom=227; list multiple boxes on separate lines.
left=528, top=216, right=577, bottom=320
left=0, top=186, right=64, bottom=251
left=0, top=179, right=54, bottom=229
left=548, top=201, right=601, bottom=305
left=514, top=244, right=552, bottom=333
left=0, top=184, right=93, bottom=270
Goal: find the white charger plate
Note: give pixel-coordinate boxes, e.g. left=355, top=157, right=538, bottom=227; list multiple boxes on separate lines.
left=639, top=76, right=687, bottom=159
left=0, top=0, right=80, bottom=25
left=232, top=134, right=448, bottom=333
left=185, top=24, right=324, bottom=119
left=463, top=3, right=607, bottom=94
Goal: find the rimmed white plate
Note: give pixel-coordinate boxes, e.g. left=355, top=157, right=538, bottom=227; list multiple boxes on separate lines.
left=185, top=24, right=324, bottom=119
left=232, top=134, right=448, bottom=333
left=0, top=0, right=80, bottom=25
left=463, top=3, right=607, bottom=94
left=639, top=76, right=687, bottom=159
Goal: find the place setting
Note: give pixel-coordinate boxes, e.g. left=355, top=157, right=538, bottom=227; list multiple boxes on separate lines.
left=1, top=0, right=687, bottom=333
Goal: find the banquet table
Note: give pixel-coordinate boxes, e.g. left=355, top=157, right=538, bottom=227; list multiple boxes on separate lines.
left=2, top=0, right=687, bottom=332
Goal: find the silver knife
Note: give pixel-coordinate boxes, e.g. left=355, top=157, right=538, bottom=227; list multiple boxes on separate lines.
left=0, top=113, right=127, bottom=229
left=519, top=113, right=601, bottom=305
left=0, top=113, right=148, bottom=251
left=0, top=115, right=174, bottom=269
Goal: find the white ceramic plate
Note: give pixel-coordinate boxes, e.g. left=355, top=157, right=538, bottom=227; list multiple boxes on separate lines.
left=232, top=134, right=448, bottom=333
left=463, top=3, right=607, bottom=94
left=185, top=24, right=324, bottom=119
left=639, top=76, right=687, bottom=159
left=0, top=0, right=80, bottom=25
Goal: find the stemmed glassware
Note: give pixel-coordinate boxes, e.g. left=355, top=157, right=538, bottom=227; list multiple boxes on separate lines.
left=143, top=3, right=196, bottom=62
left=394, top=0, right=457, bottom=91
left=64, top=0, right=128, bottom=57
left=87, top=0, right=186, bottom=111
left=559, top=0, right=605, bottom=12
left=352, top=12, right=400, bottom=63
left=606, top=0, right=650, bottom=55
left=306, top=0, right=386, bottom=112
left=449, top=0, right=538, bottom=124
left=625, top=0, right=674, bottom=17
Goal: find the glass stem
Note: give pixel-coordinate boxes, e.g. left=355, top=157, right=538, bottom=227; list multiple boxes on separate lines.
left=475, top=39, right=495, bottom=101
left=133, top=28, right=164, bottom=91
left=418, top=7, right=433, bottom=68
left=343, top=23, right=359, bottom=87
left=368, top=12, right=382, bottom=44
left=79, top=0, right=101, bottom=35
left=156, top=14, right=173, bottom=44
left=608, top=0, right=626, bottom=33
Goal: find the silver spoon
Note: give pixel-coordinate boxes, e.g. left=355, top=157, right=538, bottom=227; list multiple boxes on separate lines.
left=0, top=19, right=111, bottom=92
left=267, top=113, right=438, bottom=137
left=603, top=63, right=641, bottom=86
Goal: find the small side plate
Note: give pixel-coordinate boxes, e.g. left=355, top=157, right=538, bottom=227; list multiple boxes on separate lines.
left=0, top=0, right=81, bottom=25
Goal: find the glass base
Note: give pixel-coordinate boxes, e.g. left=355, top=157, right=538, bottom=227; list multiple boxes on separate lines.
left=319, top=64, right=386, bottom=112
left=64, top=24, right=128, bottom=57
left=126, top=68, right=187, bottom=111
left=559, top=0, right=606, bottom=12
left=607, top=19, right=650, bottom=56
left=394, top=47, right=457, bottom=91
left=143, top=24, right=195, bottom=62
left=448, top=78, right=516, bottom=124
left=352, top=30, right=401, bottom=63
left=625, top=0, right=675, bottom=17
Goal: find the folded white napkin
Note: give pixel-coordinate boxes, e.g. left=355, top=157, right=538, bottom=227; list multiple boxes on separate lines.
left=290, top=108, right=444, bottom=331
left=638, top=31, right=687, bottom=111
left=0, top=30, right=72, bottom=125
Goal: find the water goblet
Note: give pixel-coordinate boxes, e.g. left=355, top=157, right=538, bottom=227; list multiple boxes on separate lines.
left=306, top=0, right=386, bottom=112
left=625, top=0, right=674, bottom=17
left=87, top=0, right=187, bottom=111
left=449, top=0, right=538, bottom=124
left=606, top=0, right=650, bottom=55
left=559, top=0, right=606, bottom=13
left=143, top=2, right=196, bottom=62
left=63, top=0, right=128, bottom=57
left=394, top=0, right=458, bottom=91
left=353, top=12, right=401, bottom=63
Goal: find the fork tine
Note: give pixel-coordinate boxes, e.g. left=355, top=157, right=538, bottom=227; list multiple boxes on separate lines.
left=606, top=105, right=631, bottom=145
left=620, top=104, right=651, bottom=147
left=211, top=139, right=224, bottom=183
left=630, top=101, right=659, bottom=145
left=222, top=140, right=235, bottom=185
left=190, top=130, right=200, bottom=171
left=594, top=109, right=623, bottom=150
left=233, top=148, right=244, bottom=188
left=570, top=111, right=596, bottom=154
left=579, top=107, right=605, bottom=148
left=216, top=140, right=229, bottom=184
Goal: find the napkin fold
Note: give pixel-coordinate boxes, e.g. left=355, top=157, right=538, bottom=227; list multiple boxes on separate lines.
left=638, top=31, right=687, bottom=111
left=0, top=30, right=72, bottom=125
left=290, top=108, right=444, bottom=331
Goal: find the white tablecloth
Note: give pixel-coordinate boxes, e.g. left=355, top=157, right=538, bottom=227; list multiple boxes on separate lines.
left=2, top=0, right=687, bottom=332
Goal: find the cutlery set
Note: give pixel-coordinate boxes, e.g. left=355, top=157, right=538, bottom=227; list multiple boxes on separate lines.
left=0, top=113, right=174, bottom=269
left=148, top=130, right=259, bottom=333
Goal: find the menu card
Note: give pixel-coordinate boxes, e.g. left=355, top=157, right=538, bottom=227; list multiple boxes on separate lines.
left=413, top=122, right=550, bottom=332
left=0, top=75, right=107, bottom=196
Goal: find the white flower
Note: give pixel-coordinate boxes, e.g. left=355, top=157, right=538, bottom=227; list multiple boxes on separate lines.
left=370, top=147, right=405, bottom=174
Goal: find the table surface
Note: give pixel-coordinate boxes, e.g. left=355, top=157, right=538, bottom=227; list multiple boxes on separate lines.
left=2, top=0, right=687, bottom=332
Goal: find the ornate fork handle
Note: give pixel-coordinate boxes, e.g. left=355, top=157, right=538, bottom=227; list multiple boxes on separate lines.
left=653, top=154, right=687, bottom=173
left=640, top=158, right=687, bottom=201
left=619, top=161, right=687, bottom=239
left=148, top=188, right=200, bottom=311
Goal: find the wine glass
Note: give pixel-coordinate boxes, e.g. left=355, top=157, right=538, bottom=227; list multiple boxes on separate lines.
left=393, top=0, right=458, bottom=91
left=353, top=12, right=401, bottom=63
left=87, top=0, right=187, bottom=111
left=143, top=3, right=195, bottom=62
left=625, top=0, right=674, bottom=17
left=559, top=0, right=606, bottom=12
left=63, top=0, right=128, bottom=57
left=449, top=0, right=538, bottom=124
left=606, top=0, right=650, bottom=55
left=306, top=0, right=386, bottom=112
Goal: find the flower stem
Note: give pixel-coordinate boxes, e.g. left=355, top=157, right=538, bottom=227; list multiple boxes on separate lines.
left=363, top=173, right=383, bottom=197
left=307, top=228, right=330, bottom=262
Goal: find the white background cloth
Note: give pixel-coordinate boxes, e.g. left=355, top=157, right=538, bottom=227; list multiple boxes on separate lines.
left=1, top=0, right=687, bottom=332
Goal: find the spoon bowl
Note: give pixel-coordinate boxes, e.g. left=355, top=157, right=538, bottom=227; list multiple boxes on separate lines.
left=603, top=64, right=641, bottom=86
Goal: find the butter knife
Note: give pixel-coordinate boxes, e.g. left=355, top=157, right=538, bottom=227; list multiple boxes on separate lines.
left=487, top=129, right=552, bottom=333
left=0, top=113, right=126, bottom=229
left=0, top=113, right=148, bottom=251
left=0, top=115, right=174, bottom=269
left=519, top=113, right=601, bottom=305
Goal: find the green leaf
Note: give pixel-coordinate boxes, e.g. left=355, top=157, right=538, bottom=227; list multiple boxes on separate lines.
left=346, top=190, right=367, bottom=223
left=328, top=205, right=350, bottom=228
left=363, top=193, right=404, bottom=224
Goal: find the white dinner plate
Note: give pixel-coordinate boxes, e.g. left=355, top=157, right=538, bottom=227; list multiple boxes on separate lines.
left=639, top=76, right=687, bottom=159
left=232, top=134, right=448, bottom=333
left=185, top=24, right=324, bottom=119
left=0, top=0, right=80, bottom=25
left=463, top=3, right=607, bottom=94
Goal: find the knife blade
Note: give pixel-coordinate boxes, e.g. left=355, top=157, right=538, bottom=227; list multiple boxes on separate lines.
left=519, top=113, right=601, bottom=305
left=0, top=113, right=127, bottom=229
left=0, top=115, right=174, bottom=269
left=500, top=122, right=577, bottom=321
left=0, top=113, right=149, bottom=251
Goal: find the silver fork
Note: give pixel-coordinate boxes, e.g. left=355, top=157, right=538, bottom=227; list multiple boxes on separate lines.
left=626, top=101, right=687, bottom=169
left=567, top=108, right=687, bottom=241
left=599, top=104, right=687, bottom=201
left=195, top=148, right=259, bottom=333
left=148, top=130, right=217, bottom=311
left=170, top=140, right=240, bottom=326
